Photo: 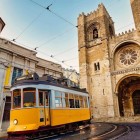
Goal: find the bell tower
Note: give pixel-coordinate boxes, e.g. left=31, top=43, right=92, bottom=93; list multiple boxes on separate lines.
left=78, top=4, right=115, bottom=118
left=130, top=0, right=140, bottom=30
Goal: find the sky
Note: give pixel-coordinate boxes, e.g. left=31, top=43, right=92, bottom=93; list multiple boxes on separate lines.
left=0, top=0, right=135, bottom=72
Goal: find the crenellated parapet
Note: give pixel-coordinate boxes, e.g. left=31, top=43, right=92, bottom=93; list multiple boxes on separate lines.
left=78, top=3, right=113, bottom=24
left=109, top=28, right=137, bottom=44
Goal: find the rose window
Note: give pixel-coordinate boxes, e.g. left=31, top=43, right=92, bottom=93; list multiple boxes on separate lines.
left=120, top=49, right=138, bottom=65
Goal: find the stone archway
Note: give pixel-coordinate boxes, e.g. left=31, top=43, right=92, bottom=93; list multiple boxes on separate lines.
left=117, top=76, right=140, bottom=117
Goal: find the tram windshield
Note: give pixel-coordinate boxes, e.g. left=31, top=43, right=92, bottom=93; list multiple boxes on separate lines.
left=13, top=89, right=21, bottom=108
left=23, top=88, right=36, bottom=107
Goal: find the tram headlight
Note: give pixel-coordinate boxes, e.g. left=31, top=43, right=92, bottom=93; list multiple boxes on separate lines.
left=13, top=119, right=18, bottom=125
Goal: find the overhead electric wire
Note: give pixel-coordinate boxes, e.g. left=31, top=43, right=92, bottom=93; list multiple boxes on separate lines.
left=13, top=10, right=45, bottom=41
left=52, top=46, right=76, bottom=57
left=63, top=57, right=78, bottom=62
left=35, top=26, right=75, bottom=49
left=30, top=0, right=77, bottom=28
left=30, top=0, right=46, bottom=9
left=47, top=9, right=76, bottom=28
left=11, top=39, right=36, bottom=51
left=5, top=0, right=135, bottom=71
left=11, top=22, right=135, bottom=70
left=36, top=48, right=71, bottom=67
left=13, top=0, right=54, bottom=41
left=11, top=39, right=76, bottom=68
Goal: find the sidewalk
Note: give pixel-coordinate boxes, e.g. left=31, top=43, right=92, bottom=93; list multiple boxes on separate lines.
left=0, top=131, right=7, bottom=138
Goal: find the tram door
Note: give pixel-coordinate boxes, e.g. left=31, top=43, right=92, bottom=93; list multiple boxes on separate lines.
left=38, top=90, right=50, bottom=126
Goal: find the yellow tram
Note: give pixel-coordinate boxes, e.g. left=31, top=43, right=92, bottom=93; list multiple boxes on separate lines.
left=7, top=73, right=91, bottom=139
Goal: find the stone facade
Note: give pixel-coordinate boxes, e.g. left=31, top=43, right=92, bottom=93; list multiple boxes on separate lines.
left=78, top=0, right=140, bottom=119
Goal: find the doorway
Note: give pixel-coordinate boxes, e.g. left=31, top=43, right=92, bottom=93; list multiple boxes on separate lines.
left=132, top=90, right=140, bottom=115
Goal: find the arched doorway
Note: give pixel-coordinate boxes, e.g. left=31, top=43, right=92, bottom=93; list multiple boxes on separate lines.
left=132, top=90, right=140, bottom=115
left=117, top=76, right=140, bottom=117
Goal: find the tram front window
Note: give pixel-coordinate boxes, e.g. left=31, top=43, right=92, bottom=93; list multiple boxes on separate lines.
left=23, top=88, right=36, bottom=107
left=13, top=89, right=21, bottom=108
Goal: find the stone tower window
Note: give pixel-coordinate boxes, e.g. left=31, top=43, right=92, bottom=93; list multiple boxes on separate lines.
left=94, top=62, right=100, bottom=71
left=87, top=22, right=100, bottom=41
left=93, top=28, right=98, bottom=39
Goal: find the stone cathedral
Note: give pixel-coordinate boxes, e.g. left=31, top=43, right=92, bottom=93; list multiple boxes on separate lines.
left=78, top=0, right=140, bottom=120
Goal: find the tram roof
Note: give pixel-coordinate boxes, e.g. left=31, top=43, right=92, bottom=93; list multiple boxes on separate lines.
left=12, top=73, right=88, bottom=94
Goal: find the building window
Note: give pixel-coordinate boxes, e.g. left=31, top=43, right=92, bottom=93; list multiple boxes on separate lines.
left=94, top=62, right=100, bottom=71
left=11, top=67, right=23, bottom=85
left=93, top=28, right=98, bottom=39
left=87, top=22, right=100, bottom=41
left=120, top=49, right=138, bottom=66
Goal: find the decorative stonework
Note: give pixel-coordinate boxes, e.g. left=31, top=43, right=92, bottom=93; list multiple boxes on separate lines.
left=119, top=49, right=138, bottom=66
left=111, top=67, right=140, bottom=76
left=115, top=44, right=140, bottom=69
left=86, top=22, right=100, bottom=42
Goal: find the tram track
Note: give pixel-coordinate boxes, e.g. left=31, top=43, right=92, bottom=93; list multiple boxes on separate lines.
left=89, top=124, right=117, bottom=140
left=89, top=123, right=130, bottom=140
left=1, top=123, right=130, bottom=140
left=26, top=124, right=90, bottom=140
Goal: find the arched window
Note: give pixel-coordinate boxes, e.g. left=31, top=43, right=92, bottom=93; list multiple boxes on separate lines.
left=93, top=28, right=98, bottom=39
left=87, top=22, right=100, bottom=41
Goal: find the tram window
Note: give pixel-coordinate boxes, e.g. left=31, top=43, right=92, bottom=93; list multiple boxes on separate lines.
left=23, top=88, right=36, bottom=107
left=79, top=96, right=84, bottom=108
left=45, top=92, right=49, bottom=106
left=55, top=98, right=62, bottom=107
left=38, top=91, right=49, bottom=106
left=55, top=91, right=62, bottom=108
left=55, top=91, right=61, bottom=97
left=64, top=93, right=69, bottom=107
left=69, top=94, right=75, bottom=108
left=13, top=89, right=21, bottom=108
left=74, top=95, right=80, bottom=108
left=83, top=97, right=88, bottom=108
left=39, top=92, right=44, bottom=106
left=61, top=92, right=69, bottom=108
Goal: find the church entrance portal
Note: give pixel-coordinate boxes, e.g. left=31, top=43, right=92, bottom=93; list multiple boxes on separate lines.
left=118, top=76, right=140, bottom=117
